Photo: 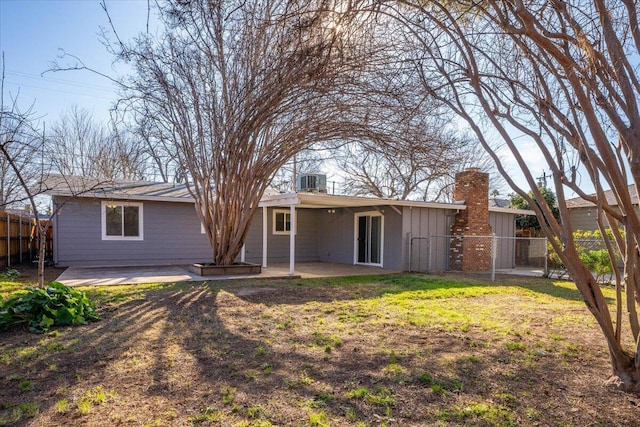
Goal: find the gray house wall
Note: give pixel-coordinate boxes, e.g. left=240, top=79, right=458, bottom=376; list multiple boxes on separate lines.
left=489, top=211, right=516, bottom=269
left=402, top=206, right=457, bottom=272
left=316, top=206, right=404, bottom=270
left=569, top=207, right=597, bottom=231
left=243, top=208, right=320, bottom=264
left=53, top=196, right=521, bottom=271
left=54, top=196, right=212, bottom=267
left=317, top=209, right=354, bottom=264
left=569, top=205, right=640, bottom=232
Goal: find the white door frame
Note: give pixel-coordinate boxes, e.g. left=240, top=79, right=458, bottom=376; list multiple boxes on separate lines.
left=353, top=211, right=384, bottom=268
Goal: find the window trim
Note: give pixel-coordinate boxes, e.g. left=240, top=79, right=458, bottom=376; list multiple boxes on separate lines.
left=272, top=209, right=292, bottom=235
left=101, top=201, right=144, bottom=241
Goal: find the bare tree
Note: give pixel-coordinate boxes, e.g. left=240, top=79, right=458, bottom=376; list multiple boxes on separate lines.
left=0, top=110, right=38, bottom=210
left=112, top=0, right=382, bottom=265
left=392, top=0, right=640, bottom=391
left=2, top=57, right=116, bottom=287
left=133, top=114, right=182, bottom=183
left=48, top=106, right=146, bottom=181
left=335, top=129, right=490, bottom=201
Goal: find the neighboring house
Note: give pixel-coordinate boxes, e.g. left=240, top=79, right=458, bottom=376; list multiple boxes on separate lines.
left=47, top=169, right=532, bottom=273
left=566, top=184, right=639, bottom=231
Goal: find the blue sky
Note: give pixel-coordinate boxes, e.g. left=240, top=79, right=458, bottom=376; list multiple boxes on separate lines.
left=0, top=0, right=582, bottom=197
left=0, top=0, right=151, bottom=123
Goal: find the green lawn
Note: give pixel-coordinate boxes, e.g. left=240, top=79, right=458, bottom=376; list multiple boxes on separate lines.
left=0, top=272, right=637, bottom=426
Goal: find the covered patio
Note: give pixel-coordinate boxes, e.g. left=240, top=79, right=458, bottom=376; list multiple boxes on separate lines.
left=55, top=261, right=399, bottom=287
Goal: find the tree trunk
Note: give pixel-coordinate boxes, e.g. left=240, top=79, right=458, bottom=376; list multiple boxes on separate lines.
left=606, top=353, right=640, bottom=393
left=569, top=257, right=640, bottom=392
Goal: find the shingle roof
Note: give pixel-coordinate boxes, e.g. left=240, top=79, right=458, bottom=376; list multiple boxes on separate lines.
left=42, top=175, right=284, bottom=203
left=565, top=184, right=638, bottom=208
left=41, top=175, right=194, bottom=202
left=489, top=198, right=510, bottom=208
left=42, top=175, right=534, bottom=215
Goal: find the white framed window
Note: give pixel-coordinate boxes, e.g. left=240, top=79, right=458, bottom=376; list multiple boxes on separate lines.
left=101, top=201, right=144, bottom=241
left=273, top=209, right=291, bottom=235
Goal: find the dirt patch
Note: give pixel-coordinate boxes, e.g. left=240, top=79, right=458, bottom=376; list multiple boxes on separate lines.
left=1, top=277, right=639, bottom=426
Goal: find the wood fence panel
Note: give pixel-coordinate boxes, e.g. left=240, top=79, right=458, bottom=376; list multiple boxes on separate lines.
left=0, top=212, right=38, bottom=268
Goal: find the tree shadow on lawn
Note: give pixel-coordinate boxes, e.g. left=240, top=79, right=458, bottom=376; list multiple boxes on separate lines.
left=226, top=273, right=600, bottom=306
left=0, top=278, right=633, bottom=426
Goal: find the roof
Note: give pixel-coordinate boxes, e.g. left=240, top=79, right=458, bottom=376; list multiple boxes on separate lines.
left=260, top=192, right=534, bottom=215
left=259, top=191, right=467, bottom=211
left=45, top=175, right=534, bottom=215
left=42, top=175, right=195, bottom=203
left=489, top=198, right=510, bottom=208
left=566, top=184, right=638, bottom=208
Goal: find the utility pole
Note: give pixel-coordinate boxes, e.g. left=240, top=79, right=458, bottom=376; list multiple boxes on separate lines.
left=537, top=170, right=549, bottom=188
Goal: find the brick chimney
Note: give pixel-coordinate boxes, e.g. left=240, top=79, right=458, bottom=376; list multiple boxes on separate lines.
left=450, top=168, right=492, bottom=271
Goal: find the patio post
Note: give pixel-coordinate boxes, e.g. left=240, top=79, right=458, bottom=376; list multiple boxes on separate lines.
left=289, top=204, right=296, bottom=275
left=241, top=244, right=246, bottom=263
left=262, top=206, right=268, bottom=268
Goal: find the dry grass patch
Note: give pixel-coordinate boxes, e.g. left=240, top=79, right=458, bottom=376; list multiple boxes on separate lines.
left=0, top=273, right=639, bottom=426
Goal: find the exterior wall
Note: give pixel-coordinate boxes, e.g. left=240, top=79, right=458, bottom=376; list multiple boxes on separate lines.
left=403, top=206, right=457, bottom=272
left=316, top=206, right=404, bottom=270
left=54, top=195, right=521, bottom=271
left=489, top=211, right=516, bottom=269
left=54, top=196, right=212, bottom=267
left=383, top=208, right=403, bottom=270
left=317, top=209, right=354, bottom=264
left=243, top=207, right=320, bottom=264
left=569, top=207, right=597, bottom=231
left=569, top=205, right=640, bottom=232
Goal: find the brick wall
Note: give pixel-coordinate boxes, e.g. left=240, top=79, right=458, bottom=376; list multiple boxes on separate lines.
left=450, top=168, right=493, bottom=271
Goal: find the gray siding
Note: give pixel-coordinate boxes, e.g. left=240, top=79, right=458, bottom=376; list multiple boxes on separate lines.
left=383, top=208, right=403, bottom=270
left=316, top=206, right=404, bottom=270
left=569, top=206, right=640, bottom=232
left=243, top=207, right=319, bottom=264
left=54, top=196, right=521, bottom=271
left=569, top=207, right=596, bottom=231
left=402, top=206, right=457, bottom=272
left=317, top=209, right=354, bottom=264
left=489, top=212, right=516, bottom=269
left=54, top=196, right=212, bottom=267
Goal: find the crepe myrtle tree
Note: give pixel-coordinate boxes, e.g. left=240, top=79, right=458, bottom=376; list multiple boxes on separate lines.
left=391, top=0, right=640, bottom=391
left=111, top=0, right=384, bottom=266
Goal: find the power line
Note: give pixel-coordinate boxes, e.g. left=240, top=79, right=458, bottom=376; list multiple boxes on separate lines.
left=3, top=80, right=115, bottom=101
left=6, top=69, right=116, bottom=92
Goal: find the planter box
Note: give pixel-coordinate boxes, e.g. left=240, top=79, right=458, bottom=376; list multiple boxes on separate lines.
left=190, top=262, right=262, bottom=276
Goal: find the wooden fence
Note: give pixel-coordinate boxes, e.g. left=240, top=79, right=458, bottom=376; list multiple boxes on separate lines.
left=0, top=212, right=52, bottom=268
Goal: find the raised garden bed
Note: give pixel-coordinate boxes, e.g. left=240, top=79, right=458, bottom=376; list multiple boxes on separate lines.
left=190, top=262, right=262, bottom=276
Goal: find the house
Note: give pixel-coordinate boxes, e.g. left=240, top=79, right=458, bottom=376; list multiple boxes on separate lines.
left=47, top=168, right=532, bottom=273
left=566, top=184, right=639, bottom=231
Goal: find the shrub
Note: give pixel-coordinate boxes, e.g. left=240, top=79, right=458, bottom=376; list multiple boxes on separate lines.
left=547, top=228, right=619, bottom=281
left=0, top=282, right=99, bottom=333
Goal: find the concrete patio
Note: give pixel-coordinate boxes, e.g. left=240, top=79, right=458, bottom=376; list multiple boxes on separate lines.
left=55, top=262, right=399, bottom=287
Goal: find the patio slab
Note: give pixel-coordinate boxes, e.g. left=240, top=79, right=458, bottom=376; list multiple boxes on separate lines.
left=56, top=262, right=398, bottom=287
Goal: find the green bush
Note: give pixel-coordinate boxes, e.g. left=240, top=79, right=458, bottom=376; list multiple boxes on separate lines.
left=0, top=282, right=99, bottom=333
left=547, top=228, right=620, bottom=280
left=579, top=249, right=613, bottom=279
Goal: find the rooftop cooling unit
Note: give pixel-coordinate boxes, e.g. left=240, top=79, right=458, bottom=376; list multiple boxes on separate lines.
left=297, top=174, right=327, bottom=193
